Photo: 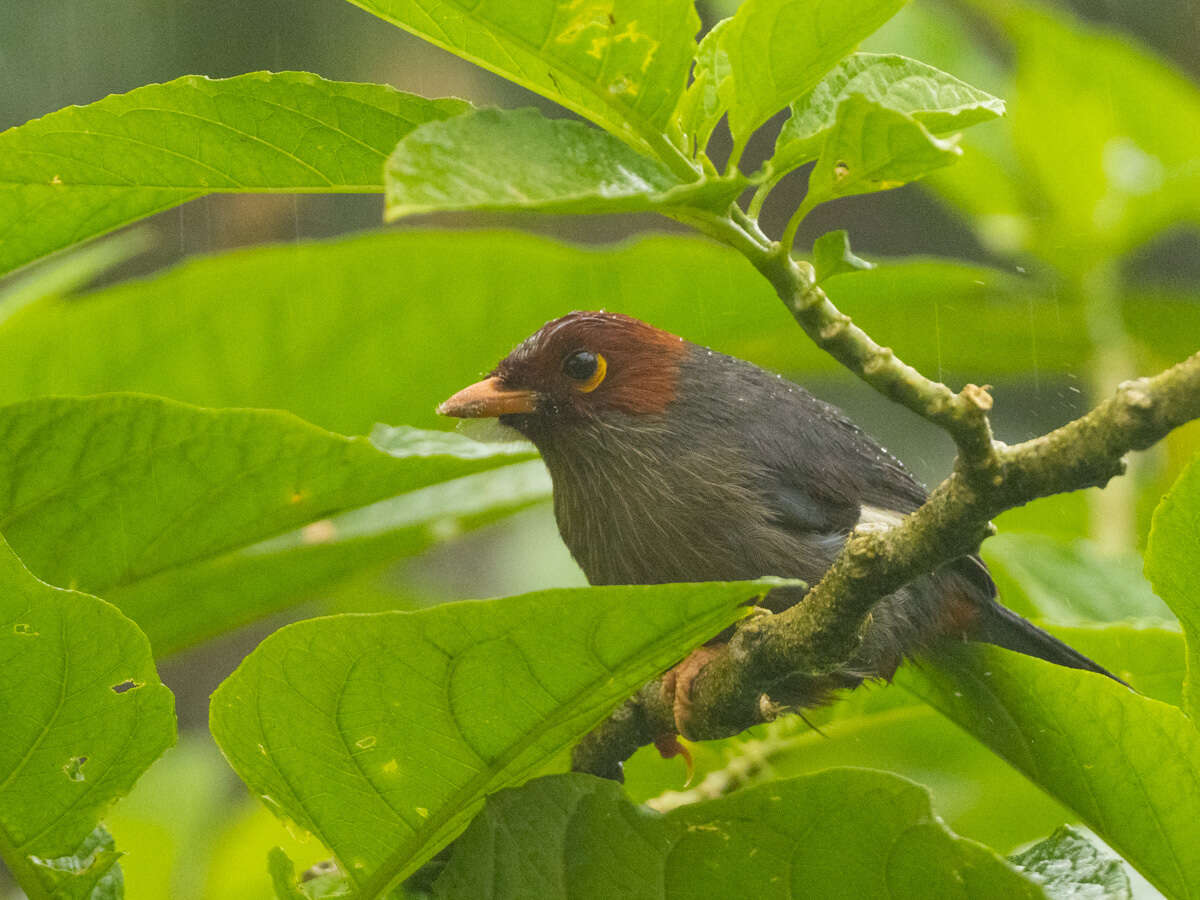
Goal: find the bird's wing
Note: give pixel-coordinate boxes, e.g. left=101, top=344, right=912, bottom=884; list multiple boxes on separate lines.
left=755, top=394, right=928, bottom=538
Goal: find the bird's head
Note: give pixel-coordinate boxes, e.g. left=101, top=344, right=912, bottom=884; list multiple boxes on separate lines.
left=437, top=311, right=689, bottom=441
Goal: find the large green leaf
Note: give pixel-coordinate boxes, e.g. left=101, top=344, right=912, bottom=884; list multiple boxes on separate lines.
left=8, top=231, right=1190, bottom=439
left=0, top=232, right=149, bottom=329
left=0, top=72, right=469, bottom=277
left=1145, top=454, right=1200, bottom=721
left=718, top=0, right=909, bottom=144
left=112, top=460, right=551, bottom=657
left=0, top=535, right=174, bottom=896
left=768, top=53, right=1003, bottom=187
left=800, top=94, right=962, bottom=209
left=983, top=0, right=1200, bottom=265
left=344, top=0, right=698, bottom=163
left=983, top=532, right=1173, bottom=625
left=901, top=644, right=1200, bottom=900
left=1046, top=624, right=1185, bottom=712
left=384, top=108, right=744, bottom=220
left=0, top=395, right=533, bottom=645
left=435, top=770, right=1043, bottom=898
left=209, top=581, right=767, bottom=898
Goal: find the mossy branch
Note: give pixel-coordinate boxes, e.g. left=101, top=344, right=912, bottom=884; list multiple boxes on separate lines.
left=572, top=215, right=1200, bottom=779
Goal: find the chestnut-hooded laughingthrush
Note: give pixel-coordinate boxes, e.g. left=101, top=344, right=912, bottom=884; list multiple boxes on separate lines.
left=438, top=311, right=1122, bottom=739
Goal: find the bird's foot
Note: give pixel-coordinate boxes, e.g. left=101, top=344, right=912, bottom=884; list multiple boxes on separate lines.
left=661, top=644, right=723, bottom=735
left=654, top=643, right=725, bottom=783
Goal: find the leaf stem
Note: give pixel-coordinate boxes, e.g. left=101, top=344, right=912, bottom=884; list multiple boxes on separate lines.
left=643, top=128, right=704, bottom=184
left=724, top=135, right=749, bottom=178
left=746, top=177, right=776, bottom=220
left=728, top=205, right=772, bottom=250
left=780, top=193, right=818, bottom=257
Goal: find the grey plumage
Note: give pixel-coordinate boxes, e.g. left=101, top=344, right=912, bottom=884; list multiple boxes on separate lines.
left=448, top=311, right=1125, bottom=711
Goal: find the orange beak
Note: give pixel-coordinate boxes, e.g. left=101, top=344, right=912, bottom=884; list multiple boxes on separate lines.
left=437, top=376, right=536, bottom=418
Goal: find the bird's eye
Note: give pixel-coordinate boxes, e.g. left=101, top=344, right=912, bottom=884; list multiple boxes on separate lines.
left=562, top=350, right=607, bottom=392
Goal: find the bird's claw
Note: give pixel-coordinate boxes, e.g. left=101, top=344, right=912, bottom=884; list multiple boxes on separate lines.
left=652, top=733, right=694, bottom=786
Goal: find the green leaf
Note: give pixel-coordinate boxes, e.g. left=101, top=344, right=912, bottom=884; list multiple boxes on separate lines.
left=1010, top=826, right=1131, bottom=900
left=26, top=825, right=124, bottom=900
left=1044, top=624, right=1186, bottom=711
left=812, top=229, right=875, bottom=282
left=769, top=53, right=1003, bottom=185
left=4, top=231, right=1160, bottom=439
left=0, top=395, right=533, bottom=648
left=985, top=0, right=1200, bottom=264
left=719, top=0, right=910, bottom=145
left=434, top=770, right=1043, bottom=898
left=672, top=18, right=733, bottom=158
left=384, top=108, right=744, bottom=221
left=900, top=644, right=1200, bottom=900
left=209, top=581, right=768, bottom=898
left=0, top=535, right=174, bottom=896
left=1145, top=453, right=1200, bottom=721
left=0, top=232, right=150, bottom=330
left=0, top=71, right=470, bottom=277
left=344, top=0, right=699, bottom=162
left=801, top=94, right=962, bottom=209
left=984, top=533, right=1173, bottom=625
left=113, top=460, right=551, bottom=657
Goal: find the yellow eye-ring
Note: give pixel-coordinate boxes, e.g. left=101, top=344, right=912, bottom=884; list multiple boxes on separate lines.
left=563, top=350, right=607, bottom=392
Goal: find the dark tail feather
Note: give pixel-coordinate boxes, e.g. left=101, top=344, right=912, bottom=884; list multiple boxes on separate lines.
left=970, top=602, right=1129, bottom=688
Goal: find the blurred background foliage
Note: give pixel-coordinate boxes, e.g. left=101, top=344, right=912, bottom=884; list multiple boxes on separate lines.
left=1, top=0, right=1197, bottom=896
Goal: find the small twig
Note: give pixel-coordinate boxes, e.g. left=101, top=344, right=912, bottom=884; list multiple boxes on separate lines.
left=757, top=251, right=1000, bottom=467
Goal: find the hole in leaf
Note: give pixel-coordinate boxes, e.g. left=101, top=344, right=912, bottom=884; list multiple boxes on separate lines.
left=63, top=756, right=87, bottom=781
left=302, top=860, right=341, bottom=881
left=13, top=623, right=38, bottom=636
left=111, top=680, right=141, bottom=693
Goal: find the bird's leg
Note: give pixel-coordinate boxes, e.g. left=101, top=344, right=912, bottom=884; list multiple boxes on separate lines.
left=662, top=644, right=724, bottom=734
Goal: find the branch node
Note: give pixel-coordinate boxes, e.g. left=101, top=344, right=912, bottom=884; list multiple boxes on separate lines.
left=846, top=532, right=883, bottom=566
left=790, top=257, right=816, bottom=284
left=1118, top=378, right=1155, bottom=410
left=862, top=346, right=895, bottom=375
left=961, top=383, right=994, bottom=412
left=818, top=314, right=852, bottom=341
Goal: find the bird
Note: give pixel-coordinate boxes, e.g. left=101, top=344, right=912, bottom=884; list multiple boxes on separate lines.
left=437, top=311, right=1123, bottom=741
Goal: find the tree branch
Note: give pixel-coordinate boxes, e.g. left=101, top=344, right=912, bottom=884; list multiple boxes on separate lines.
left=572, top=222, right=1200, bottom=778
